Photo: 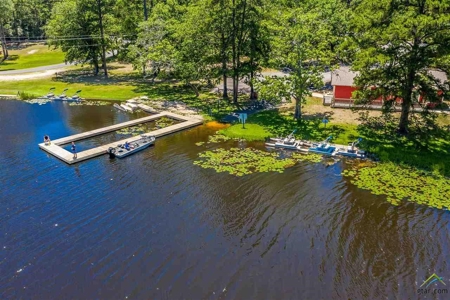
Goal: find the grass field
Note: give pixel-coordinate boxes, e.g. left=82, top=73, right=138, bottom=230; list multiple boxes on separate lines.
left=0, top=44, right=65, bottom=71
left=219, top=124, right=272, bottom=141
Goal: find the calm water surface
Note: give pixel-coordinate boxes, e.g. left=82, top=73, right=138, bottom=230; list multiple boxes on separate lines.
left=1, top=100, right=449, bottom=300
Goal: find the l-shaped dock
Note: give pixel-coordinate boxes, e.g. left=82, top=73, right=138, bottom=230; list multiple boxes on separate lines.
left=39, top=111, right=203, bottom=164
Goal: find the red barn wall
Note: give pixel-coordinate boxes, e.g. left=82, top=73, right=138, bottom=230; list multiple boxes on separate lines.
left=334, top=86, right=357, bottom=100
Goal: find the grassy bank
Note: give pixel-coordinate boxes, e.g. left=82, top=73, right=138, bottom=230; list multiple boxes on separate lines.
left=244, top=110, right=359, bottom=145
left=219, top=124, right=271, bottom=141
left=0, top=78, right=140, bottom=100
left=221, top=109, right=449, bottom=176
left=0, top=66, right=214, bottom=102
left=0, top=44, right=65, bottom=71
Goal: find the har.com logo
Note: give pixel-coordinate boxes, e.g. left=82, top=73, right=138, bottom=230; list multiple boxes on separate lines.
left=417, top=273, right=448, bottom=295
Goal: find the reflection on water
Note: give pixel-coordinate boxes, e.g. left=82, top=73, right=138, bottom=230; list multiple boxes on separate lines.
left=0, top=100, right=449, bottom=300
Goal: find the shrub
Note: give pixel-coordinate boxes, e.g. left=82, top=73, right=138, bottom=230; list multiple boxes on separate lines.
left=18, top=91, right=39, bottom=100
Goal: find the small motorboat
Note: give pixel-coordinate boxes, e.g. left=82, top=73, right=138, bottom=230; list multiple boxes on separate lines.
left=114, top=103, right=126, bottom=112
left=308, top=136, right=336, bottom=156
left=333, top=138, right=366, bottom=158
left=107, top=135, right=156, bottom=159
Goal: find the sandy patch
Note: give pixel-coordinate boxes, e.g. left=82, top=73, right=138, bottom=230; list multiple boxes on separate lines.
left=27, top=50, right=38, bottom=54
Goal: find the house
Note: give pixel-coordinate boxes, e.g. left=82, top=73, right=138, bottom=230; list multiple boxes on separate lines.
left=330, top=66, right=448, bottom=107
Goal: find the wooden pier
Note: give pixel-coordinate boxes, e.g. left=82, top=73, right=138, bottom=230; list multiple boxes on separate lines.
left=38, top=111, right=203, bottom=164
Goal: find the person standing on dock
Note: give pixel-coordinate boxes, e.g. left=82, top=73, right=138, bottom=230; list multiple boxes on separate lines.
left=71, top=142, right=77, bottom=159
left=44, top=135, right=51, bottom=145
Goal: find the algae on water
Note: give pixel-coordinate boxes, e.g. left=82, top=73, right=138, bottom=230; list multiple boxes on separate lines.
left=194, top=148, right=323, bottom=176
left=342, top=162, right=450, bottom=209
left=116, top=124, right=147, bottom=136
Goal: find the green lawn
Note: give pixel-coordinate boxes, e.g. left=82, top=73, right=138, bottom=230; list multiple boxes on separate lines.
left=0, top=78, right=140, bottom=100
left=248, top=110, right=359, bottom=144
left=219, top=124, right=271, bottom=141
left=0, top=44, right=65, bottom=71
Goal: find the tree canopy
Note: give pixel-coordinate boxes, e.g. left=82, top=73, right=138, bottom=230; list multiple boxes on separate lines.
left=349, top=0, right=450, bottom=133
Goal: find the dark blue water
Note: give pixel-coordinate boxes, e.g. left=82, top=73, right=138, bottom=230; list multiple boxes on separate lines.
left=1, top=100, right=450, bottom=300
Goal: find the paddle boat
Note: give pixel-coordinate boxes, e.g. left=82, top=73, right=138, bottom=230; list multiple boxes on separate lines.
left=126, top=102, right=139, bottom=111
left=308, top=136, right=336, bottom=156
left=126, top=99, right=139, bottom=104
left=107, top=135, right=156, bottom=159
left=120, top=103, right=135, bottom=112
left=114, top=103, right=127, bottom=112
left=39, top=87, right=56, bottom=99
left=53, top=88, right=69, bottom=101
left=64, top=90, right=83, bottom=102
left=265, top=130, right=312, bottom=152
left=266, top=130, right=296, bottom=149
left=333, top=138, right=366, bottom=159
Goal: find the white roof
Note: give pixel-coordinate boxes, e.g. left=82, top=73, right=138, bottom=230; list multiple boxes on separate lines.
left=331, top=66, right=448, bottom=86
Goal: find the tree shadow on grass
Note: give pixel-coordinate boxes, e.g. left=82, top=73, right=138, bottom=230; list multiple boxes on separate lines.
left=0, top=55, right=20, bottom=69
left=357, top=120, right=450, bottom=176
left=248, top=109, right=351, bottom=143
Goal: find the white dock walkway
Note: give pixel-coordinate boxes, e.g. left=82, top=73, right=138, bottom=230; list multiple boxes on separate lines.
left=39, top=111, right=203, bottom=164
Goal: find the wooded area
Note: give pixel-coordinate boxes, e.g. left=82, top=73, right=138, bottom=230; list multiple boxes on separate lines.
left=1, top=0, right=449, bottom=133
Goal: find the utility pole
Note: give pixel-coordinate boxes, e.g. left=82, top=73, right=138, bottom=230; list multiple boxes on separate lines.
left=97, top=0, right=108, bottom=78
left=144, top=0, right=148, bottom=21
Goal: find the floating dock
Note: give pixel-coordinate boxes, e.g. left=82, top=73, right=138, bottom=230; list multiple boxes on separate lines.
left=39, top=111, right=203, bottom=164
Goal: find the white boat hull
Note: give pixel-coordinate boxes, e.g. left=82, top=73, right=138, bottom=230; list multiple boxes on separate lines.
left=120, top=104, right=134, bottom=112
left=108, top=136, right=155, bottom=158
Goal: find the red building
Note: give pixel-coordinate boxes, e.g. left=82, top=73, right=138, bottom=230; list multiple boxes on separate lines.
left=330, top=66, right=448, bottom=107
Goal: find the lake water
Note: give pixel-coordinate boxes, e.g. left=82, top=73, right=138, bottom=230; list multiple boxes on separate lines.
left=1, top=100, right=449, bottom=299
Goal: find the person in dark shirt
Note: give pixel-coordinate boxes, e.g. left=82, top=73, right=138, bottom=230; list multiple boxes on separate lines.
left=71, top=142, right=77, bottom=159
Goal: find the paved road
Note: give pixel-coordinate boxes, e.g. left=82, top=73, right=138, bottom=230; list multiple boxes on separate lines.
left=0, top=52, right=113, bottom=75
left=0, top=62, right=74, bottom=75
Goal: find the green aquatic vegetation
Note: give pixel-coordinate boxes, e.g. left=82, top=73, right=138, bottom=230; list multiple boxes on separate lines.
left=194, top=147, right=324, bottom=176
left=342, top=163, right=450, bottom=209
left=194, top=148, right=295, bottom=176
left=116, top=124, right=147, bottom=136
left=155, top=117, right=175, bottom=129
left=207, top=134, right=232, bottom=144
left=195, top=142, right=205, bottom=146
left=69, top=101, right=109, bottom=106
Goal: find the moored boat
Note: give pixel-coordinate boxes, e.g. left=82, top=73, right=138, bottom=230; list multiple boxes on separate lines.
left=38, top=87, right=56, bottom=100
left=114, top=103, right=126, bottom=112
left=64, top=90, right=83, bottom=102
left=126, top=99, right=139, bottom=104
left=308, top=136, right=336, bottom=156
left=120, top=103, right=134, bottom=112
left=52, top=88, right=69, bottom=101
left=107, top=135, right=156, bottom=159
left=126, top=103, right=139, bottom=110
left=333, top=138, right=366, bottom=158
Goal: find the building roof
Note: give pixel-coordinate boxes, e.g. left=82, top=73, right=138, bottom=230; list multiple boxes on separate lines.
left=331, top=66, right=448, bottom=87
left=331, top=66, right=357, bottom=87
left=428, top=69, right=448, bottom=85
